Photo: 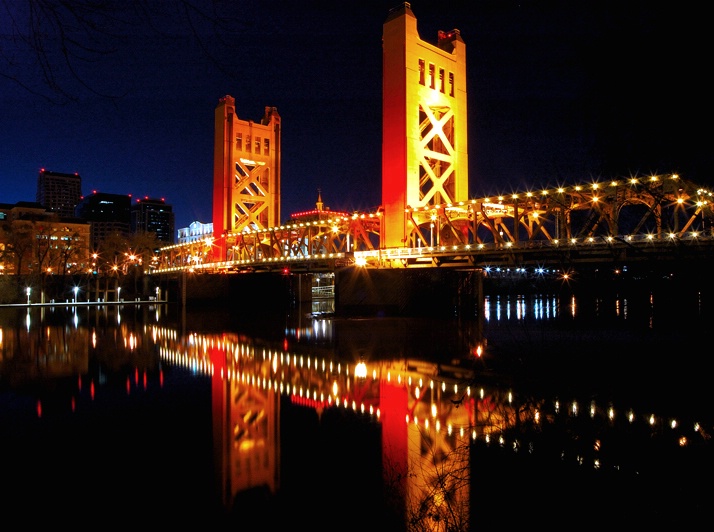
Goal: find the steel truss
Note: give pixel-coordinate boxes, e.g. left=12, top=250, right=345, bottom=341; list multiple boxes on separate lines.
left=404, top=174, right=714, bottom=250
left=155, top=174, right=714, bottom=272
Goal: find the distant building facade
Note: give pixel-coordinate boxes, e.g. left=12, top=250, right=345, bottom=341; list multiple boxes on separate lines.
left=36, top=169, right=83, bottom=218
left=0, top=201, right=91, bottom=276
left=75, top=192, right=132, bottom=250
left=131, top=197, right=175, bottom=244
left=177, top=220, right=213, bottom=244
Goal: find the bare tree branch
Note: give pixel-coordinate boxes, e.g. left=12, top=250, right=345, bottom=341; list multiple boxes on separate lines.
left=0, top=0, right=242, bottom=104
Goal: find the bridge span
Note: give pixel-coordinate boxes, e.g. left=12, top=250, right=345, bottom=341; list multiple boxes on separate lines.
left=156, top=173, right=714, bottom=276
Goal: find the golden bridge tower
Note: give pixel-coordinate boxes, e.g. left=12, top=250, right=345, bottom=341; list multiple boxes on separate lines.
left=381, top=3, right=469, bottom=248
left=213, top=95, right=281, bottom=261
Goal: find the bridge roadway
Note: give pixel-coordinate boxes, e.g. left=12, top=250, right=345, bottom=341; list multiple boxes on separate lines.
left=156, top=173, right=714, bottom=276
left=155, top=231, right=714, bottom=276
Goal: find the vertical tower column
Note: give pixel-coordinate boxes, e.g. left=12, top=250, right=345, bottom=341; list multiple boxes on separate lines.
left=213, top=96, right=281, bottom=262
left=381, top=3, right=468, bottom=249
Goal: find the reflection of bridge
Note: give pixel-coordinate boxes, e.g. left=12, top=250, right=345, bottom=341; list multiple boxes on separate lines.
left=4, top=302, right=711, bottom=526
left=153, top=3, right=714, bottom=278
left=148, top=317, right=711, bottom=525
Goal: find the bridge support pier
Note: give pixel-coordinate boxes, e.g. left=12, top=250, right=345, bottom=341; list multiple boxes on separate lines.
left=334, top=267, right=483, bottom=321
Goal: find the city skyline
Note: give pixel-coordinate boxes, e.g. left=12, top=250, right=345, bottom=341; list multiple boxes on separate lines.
left=2, top=1, right=711, bottom=231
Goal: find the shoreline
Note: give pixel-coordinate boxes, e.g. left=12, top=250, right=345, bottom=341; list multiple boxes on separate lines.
left=0, top=299, right=168, bottom=308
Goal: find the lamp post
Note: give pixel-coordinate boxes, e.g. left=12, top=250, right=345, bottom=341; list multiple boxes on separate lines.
left=73, top=286, right=79, bottom=304
left=26, top=287, right=31, bottom=305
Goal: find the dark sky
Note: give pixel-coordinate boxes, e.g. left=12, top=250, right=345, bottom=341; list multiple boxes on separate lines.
left=1, top=1, right=710, bottom=231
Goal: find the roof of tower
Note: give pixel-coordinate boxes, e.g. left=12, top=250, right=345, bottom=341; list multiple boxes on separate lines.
left=385, top=2, right=414, bottom=23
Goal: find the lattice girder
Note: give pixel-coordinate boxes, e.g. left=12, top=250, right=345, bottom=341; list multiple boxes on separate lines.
left=418, top=104, right=456, bottom=207
left=233, top=164, right=270, bottom=232
left=402, top=174, right=714, bottom=248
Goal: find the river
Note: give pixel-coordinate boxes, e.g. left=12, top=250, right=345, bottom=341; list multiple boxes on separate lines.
left=1, top=276, right=712, bottom=529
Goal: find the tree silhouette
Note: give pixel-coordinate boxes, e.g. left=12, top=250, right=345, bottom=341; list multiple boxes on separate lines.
left=0, top=0, right=242, bottom=104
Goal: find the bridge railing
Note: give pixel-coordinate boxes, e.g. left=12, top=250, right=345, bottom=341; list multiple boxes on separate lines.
left=154, top=173, right=714, bottom=273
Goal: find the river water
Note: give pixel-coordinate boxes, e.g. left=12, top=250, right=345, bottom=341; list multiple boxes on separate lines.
left=1, top=277, right=712, bottom=529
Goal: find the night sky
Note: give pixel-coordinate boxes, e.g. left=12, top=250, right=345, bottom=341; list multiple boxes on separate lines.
left=1, top=1, right=710, bottom=231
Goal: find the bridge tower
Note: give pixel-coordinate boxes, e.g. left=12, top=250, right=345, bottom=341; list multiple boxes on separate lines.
left=381, top=3, right=469, bottom=248
left=212, top=96, right=282, bottom=261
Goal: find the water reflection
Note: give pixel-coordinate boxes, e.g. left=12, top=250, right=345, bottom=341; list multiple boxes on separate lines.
left=1, top=292, right=712, bottom=527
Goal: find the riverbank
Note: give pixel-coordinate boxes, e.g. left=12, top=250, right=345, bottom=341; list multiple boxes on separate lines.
left=0, top=298, right=166, bottom=308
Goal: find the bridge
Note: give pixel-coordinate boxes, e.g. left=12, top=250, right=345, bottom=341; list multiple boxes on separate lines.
left=156, top=173, right=714, bottom=276
left=151, top=4, right=714, bottom=281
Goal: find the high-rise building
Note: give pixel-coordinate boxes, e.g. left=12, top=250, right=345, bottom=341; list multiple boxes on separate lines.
left=130, top=197, right=175, bottom=244
left=36, top=169, right=83, bottom=218
left=75, top=192, right=132, bottom=250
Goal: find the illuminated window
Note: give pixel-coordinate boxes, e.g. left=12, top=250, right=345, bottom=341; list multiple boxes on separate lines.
left=264, top=138, right=270, bottom=155
left=419, top=59, right=425, bottom=85
left=236, top=133, right=242, bottom=150
left=246, top=135, right=251, bottom=152
left=449, top=72, right=454, bottom=97
left=429, top=63, right=435, bottom=89
left=439, top=68, right=445, bottom=93
left=255, top=137, right=261, bottom=153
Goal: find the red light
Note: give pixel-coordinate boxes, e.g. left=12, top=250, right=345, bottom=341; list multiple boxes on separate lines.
left=282, top=267, right=290, bottom=275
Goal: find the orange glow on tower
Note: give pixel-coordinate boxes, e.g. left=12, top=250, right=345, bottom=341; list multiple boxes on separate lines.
left=381, top=3, right=469, bottom=248
left=213, top=96, right=281, bottom=261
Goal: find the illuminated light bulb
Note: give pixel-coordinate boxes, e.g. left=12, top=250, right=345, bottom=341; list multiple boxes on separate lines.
left=355, top=360, right=367, bottom=379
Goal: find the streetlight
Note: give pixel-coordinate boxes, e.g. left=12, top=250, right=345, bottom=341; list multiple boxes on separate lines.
left=73, top=286, right=79, bottom=303
left=117, top=287, right=122, bottom=302
left=26, top=287, right=31, bottom=305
